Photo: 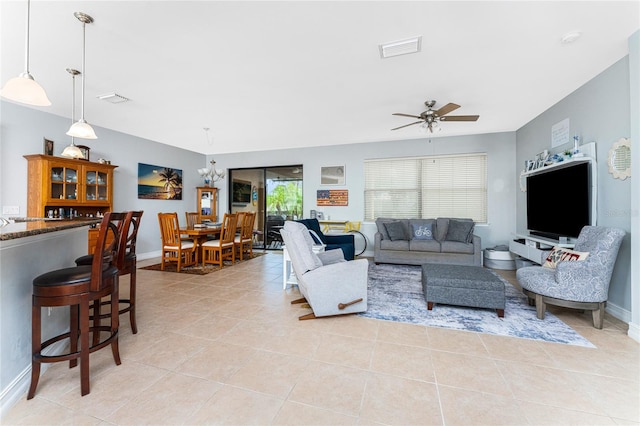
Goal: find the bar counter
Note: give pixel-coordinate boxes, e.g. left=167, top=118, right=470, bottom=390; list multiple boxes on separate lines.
left=1, top=218, right=96, bottom=405
left=0, top=218, right=100, bottom=241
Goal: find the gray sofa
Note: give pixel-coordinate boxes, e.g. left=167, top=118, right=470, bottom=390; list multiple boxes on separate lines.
left=374, top=217, right=482, bottom=266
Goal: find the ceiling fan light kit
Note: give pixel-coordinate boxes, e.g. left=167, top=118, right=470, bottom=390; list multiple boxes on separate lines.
left=392, top=100, right=479, bottom=133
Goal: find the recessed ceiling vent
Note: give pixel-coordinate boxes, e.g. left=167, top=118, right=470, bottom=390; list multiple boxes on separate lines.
left=97, top=92, right=130, bottom=104
left=379, top=36, right=422, bottom=59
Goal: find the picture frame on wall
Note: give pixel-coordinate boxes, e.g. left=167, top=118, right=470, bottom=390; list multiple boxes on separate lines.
left=320, top=165, right=345, bottom=185
left=76, top=145, right=90, bottom=161
left=43, top=138, right=54, bottom=156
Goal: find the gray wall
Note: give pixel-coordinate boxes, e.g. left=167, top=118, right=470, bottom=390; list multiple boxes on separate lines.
left=212, top=132, right=518, bottom=254
left=0, top=102, right=205, bottom=257
left=515, top=57, right=632, bottom=314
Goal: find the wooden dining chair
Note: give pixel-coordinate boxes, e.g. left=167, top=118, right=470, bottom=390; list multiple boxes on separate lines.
left=235, top=211, right=255, bottom=261
left=158, top=212, right=198, bottom=271
left=202, top=213, right=237, bottom=268
left=185, top=211, right=199, bottom=228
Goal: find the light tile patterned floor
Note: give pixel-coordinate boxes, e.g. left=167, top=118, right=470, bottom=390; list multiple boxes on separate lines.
left=4, top=252, right=639, bottom=425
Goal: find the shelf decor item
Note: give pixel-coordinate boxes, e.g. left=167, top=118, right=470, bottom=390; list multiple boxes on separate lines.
left=43, top=138, right=54, bottom=155
left=76, top=145, right=90, bottom=161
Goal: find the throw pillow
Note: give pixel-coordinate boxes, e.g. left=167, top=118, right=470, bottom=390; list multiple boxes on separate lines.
left=410, top=220, right=434, bottom=240
left=384, top=221, right=407, bottom=241
left=543, top=246, right=589, bottom=269
left=445, top=219, right=474, bottom=243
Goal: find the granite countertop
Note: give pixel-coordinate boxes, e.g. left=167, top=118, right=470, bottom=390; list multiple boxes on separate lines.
left=0, top=218, right=100, bottom=241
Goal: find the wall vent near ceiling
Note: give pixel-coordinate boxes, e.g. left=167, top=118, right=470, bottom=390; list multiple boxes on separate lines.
left=379, top=36, right=422, bottom=59
left=97, top=92, right=130, bottom=104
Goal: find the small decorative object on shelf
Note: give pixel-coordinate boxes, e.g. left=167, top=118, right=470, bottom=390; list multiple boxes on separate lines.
left=43, top=138, right=54, bottom=155
left=76, top=145, right=90, bottom=161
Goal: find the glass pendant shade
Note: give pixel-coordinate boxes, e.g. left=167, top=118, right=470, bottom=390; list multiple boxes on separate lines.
left=61, top=143, right=84, bottom=158
left=67, top=120, right=97, bottom=139
left=0, top=0, right=51, bottom=106
left=0, top=73, right=51, bottom=106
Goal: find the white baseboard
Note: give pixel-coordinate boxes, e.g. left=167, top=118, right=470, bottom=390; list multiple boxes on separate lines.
left=0, top=339, right=67, bottom=421
left=627, top=322, right=640, bottom=343
left=137, top=250, right=161, bottom=261
left=606, top=301, right=631, bottom=323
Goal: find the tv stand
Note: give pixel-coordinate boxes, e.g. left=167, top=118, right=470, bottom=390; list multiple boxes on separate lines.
left=509, top=233, right=574, bottom=265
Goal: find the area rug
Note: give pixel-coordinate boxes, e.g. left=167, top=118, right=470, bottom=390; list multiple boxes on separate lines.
left=141, top=252, right=265, bottom=275
left=359, top=263, right=594, bottom=347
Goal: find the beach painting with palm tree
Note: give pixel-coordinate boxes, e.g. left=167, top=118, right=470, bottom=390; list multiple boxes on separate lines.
left=138, top=163, right=183, bottom=200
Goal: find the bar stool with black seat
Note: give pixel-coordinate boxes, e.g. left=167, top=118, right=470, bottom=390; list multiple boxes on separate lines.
left=28, top=211, right=131, bottom=399
left=75, top=211, right=143, bottom=334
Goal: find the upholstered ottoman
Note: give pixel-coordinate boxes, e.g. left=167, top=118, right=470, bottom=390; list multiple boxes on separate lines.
left=421, top=264, right=505, bottom=317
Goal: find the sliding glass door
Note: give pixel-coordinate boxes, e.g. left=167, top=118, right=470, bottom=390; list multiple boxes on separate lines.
left=228, top=165, right=302, bottom=249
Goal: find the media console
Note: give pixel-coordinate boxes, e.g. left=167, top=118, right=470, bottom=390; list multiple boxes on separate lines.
left=509, top=234, right=575, bottom=265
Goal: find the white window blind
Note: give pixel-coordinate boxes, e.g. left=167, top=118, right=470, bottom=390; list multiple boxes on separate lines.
left=364, top=153, right=487, bottom=222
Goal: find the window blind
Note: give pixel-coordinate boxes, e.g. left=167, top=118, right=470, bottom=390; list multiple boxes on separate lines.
left=364, top=153, right=487, bottom=222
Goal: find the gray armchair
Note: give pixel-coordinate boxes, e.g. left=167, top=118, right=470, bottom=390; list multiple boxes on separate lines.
left=280, top=221, right=368, bottom=319
left=516, top=226, right=625, bottom=329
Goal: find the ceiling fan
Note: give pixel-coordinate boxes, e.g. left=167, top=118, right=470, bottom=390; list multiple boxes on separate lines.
left=392, top=100, right=479, bottom=133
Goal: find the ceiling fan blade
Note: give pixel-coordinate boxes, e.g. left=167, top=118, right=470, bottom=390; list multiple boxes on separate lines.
left=393, top=113, right=422, bottom=119
left=391, top=121, right=423, bottom=130
left=435, top=103, right=460, bottom=117
left=439, top=115, right=479, bottom=122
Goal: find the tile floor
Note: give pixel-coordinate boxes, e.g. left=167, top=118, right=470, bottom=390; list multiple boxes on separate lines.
left=4, top=252, right=640, bottom=425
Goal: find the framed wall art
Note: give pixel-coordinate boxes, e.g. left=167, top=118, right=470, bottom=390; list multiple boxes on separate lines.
left=137, top=163, right=183, bottom=200
left=317, top=189, right=348, bottom=206
left=320, top=165, right=345, bottom=185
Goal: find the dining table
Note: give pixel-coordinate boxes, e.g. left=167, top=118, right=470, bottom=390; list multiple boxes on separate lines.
left=180, top=225, right=222, bottom=263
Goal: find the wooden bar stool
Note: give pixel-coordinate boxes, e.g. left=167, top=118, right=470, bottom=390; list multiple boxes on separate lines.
left=76, top=211, right=143, bottom=333
left=27, top=211, right=132, bottom=399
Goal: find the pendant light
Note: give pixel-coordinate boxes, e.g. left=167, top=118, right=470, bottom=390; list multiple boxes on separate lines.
left=61, top=68, right=85, bottom=159
left=66, top=12, right=97, bottom=140
left=0, top=0, right=51, bottom=106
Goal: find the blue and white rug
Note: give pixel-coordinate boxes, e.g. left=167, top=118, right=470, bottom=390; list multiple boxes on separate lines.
left=358, top=263, right=594, bottom=347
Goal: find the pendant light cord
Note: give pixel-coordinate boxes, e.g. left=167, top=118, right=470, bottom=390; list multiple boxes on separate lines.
left=80, top=19, right=86, bottom=122
left=24, top=0, right=31, bottom=73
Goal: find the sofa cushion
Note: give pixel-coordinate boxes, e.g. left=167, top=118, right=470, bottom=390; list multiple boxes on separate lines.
left=380, top=240, right=410, bottom=251
left=409, top=239, right=441, bottom=252
left=440, top=240, right=475, bottom=254
left=435, top=218, right=449, bottom=241
left=409, top=219, right=435, bottom=240
left=384, top=221, right=408, bottom=241
left=376, top=218, right=399, bottom=240
left=444, top=219, right=475, bottom=243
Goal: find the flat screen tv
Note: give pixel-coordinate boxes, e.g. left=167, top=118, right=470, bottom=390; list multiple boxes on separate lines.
left=232, top=180, right=252, bottom=203
left=526, top=161, right=591, bottom=240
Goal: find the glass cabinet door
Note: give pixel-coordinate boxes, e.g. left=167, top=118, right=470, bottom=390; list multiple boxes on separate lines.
left=197, top=187, right=217, bottom=222
left=84, top=168, right=109, bottom=203
left=50, top=166, right=78, bottom=201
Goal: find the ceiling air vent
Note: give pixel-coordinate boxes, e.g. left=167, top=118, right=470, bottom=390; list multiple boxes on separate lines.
left=97, top=92, right=130, bottom=104
left=379, top=36, right=422, bottom=59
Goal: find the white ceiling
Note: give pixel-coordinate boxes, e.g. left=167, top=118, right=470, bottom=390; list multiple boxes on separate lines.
left=1, top=1, right=639, bottom=155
